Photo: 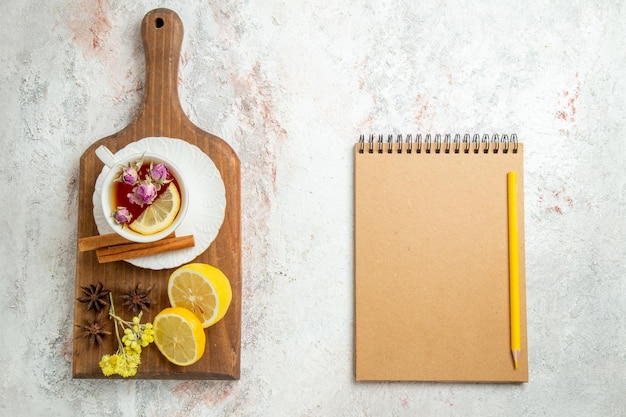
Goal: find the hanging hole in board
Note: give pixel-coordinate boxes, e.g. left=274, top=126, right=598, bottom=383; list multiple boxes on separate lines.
left=155, top=17, right=165, bottom=28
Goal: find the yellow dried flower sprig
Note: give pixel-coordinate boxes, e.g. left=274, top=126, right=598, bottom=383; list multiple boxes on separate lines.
left=99, top=294, right=154, bottom=377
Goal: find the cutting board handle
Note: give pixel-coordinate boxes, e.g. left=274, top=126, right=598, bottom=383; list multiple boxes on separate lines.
left=137, top=8, right=188, bottom=127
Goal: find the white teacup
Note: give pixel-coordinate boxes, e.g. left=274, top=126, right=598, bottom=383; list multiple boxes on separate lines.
left=95, top=145, right=189, bottom=243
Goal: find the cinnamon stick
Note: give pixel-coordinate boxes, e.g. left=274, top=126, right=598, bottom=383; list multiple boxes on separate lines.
left=96, top=235, right=195, bottom=263
left=78, top=232, right=175, bottom=251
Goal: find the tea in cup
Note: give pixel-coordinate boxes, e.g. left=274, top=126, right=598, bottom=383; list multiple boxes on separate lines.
left=96, top=145, right=189, bottom=243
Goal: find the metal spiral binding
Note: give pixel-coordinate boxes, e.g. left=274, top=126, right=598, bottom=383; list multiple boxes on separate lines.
left=358, top=133, right=518, bottom=154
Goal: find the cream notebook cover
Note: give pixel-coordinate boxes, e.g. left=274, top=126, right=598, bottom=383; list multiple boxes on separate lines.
left=354, top=134, right=528, bottom=382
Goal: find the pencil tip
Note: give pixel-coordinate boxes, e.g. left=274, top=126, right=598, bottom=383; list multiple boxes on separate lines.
left=512, top=349, right=520, bottom=369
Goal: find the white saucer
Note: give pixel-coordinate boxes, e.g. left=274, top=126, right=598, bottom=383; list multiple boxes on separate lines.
left=92, top=137, right=226, bottom=270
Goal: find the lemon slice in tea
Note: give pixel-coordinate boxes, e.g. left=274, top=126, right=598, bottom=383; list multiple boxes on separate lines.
left=129, top=182, right=181, bottom=235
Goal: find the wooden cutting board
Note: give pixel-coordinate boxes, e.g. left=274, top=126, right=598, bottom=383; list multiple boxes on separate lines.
left=72, top=8, right=240, bottom=379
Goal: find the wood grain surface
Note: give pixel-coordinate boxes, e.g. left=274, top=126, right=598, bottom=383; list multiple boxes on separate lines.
left=72, top=8, right=241, bottom=379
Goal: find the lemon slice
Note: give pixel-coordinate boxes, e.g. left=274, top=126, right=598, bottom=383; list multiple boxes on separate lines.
left=167, top=263, right=232, bottom=328
left=129, top=182, right=181, bottom=235
left=153, top=307, right=206, bottom=366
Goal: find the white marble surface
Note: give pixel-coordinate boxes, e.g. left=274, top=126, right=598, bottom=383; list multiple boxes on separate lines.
left=1, top=1, right=625, bottom=416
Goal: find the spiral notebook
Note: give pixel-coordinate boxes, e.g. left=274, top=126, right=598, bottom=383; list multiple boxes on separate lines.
left=354, top=133, right=528, bottom=382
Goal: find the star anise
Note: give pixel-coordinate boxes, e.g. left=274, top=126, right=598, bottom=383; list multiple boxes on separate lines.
left=121, top=282, right=155, bottom=314
left=76, top=318, right=111, bottom=348
left=77, top=282, right=111, bottom=312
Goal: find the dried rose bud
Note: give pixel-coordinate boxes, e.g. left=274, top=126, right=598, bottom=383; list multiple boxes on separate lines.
left=121, top=166, right=139, bottom=185
left=128, top=182, right=157, bottom=207
left=150, top=163, right=170, bottom=184
left=113, top=207, right=132, bottom=224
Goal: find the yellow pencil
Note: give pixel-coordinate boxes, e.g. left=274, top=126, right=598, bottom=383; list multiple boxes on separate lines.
left=507, top=172, right=521, bottom=369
